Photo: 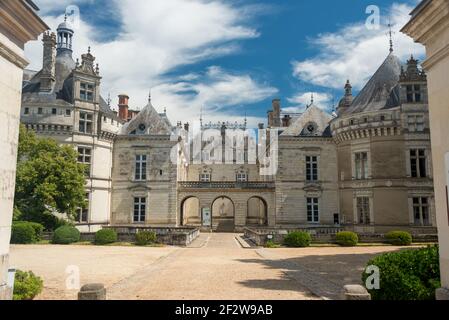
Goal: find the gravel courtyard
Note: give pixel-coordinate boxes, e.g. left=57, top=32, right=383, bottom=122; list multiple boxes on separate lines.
left=9, top=233, right=408, bottom=300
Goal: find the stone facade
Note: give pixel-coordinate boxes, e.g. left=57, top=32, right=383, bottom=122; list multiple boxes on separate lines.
left=20, top=15, right=436, bottom=237
left=0, top=0, right=47, bottom=300
left=401, top=0, right=449, bottom=293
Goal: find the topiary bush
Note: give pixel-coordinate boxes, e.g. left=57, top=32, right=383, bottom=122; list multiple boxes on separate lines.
left=135, top=231, right=157, bottom=246
left=95, top=229, right=117, bottom=245
left=362, top=246, right=440, bottom=300
left=52, top=225, right=80, bottom=244
left=13, top=270, right=44, bottom=300
left=386, top=231, right=413, bottom=246
left=14, top=221, right=45, bottom=241
left=283, top=231, right=312, bottom=248
left=335, top=231, right=359, bottom=247
left=11, top=223, right=37, bottom=244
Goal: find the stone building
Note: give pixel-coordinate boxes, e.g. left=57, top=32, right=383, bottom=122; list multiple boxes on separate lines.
left=20, top=15, right=436, bottom=236
left=401, top=0, right=449, bottom=299
left=331, top=53, right=435, bottom=234
left=21, top=18, right=122, bottom=232
left=0, top=0, right=47, bottom=300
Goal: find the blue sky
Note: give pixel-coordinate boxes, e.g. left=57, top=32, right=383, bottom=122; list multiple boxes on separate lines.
left=27, top=0, right=424, bottom=127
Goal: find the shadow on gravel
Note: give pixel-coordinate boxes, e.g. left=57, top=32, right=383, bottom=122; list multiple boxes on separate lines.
left=236, top=250, right=403, bottom=299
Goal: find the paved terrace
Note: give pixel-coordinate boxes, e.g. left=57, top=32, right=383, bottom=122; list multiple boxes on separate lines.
left=10, top=233, right=408, bottom=300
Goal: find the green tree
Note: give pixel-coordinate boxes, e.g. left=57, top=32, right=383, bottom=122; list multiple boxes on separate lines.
left=14, top=125, right=87, bottom=230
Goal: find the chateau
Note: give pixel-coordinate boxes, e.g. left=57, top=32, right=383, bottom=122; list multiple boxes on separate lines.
left=20, top=18, right=437, bottom=235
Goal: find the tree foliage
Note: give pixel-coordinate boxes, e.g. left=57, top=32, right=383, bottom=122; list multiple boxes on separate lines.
left=14, top=126, right=87, bottom=229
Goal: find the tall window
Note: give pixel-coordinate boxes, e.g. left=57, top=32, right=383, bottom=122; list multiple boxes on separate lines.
left=236, top=172, right=248, bottom=182
left=78, top=147, right=91, bottom=176
left=307, top=198, right=319, bottom=223
left=79, top=112, right=93, bottom=133
left=133, top=197, right=146, bottom=223
left=200, top=173, right=211, bottom=182
left=413, top=197, right=430, bottom=226
left=80, top=82, right=94, bottom=101
left=135, top=155, right=147, bottom=181
left=354, top=152, right=368, bottom=180
left=76, top=193, right=89, bottom=223
left=408, top=115, right=425, bottom=132
left=306, top=156, right=318, bottom=182
left=407, top=85, right=422, bottom=103
left=357, top=197, right=370, bottom=225
left=410, top=149, right=427, bottom=178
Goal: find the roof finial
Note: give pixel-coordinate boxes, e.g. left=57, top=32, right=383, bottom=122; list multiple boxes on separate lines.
left=164, top=107, right=167, bottom=114
left=387, top=21, right=395, bottom=54
left=311, top=92, right=314, bottom=104
left=88, top=46, right=91, bottom=54
left=107, top=93, right=111, bottom=107
left=64, top=12, right=67, bottom=22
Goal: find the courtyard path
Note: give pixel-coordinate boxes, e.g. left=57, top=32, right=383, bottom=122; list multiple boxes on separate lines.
left=9, top=234, right=407, bottom=300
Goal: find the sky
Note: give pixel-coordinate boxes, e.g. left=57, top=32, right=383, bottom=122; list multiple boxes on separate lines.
left=26, top=0, right=425, bottom=127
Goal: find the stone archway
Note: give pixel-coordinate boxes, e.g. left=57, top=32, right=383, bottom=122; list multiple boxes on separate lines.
left=247, top=196, right=268, bottom=226
left=180, top=196, right=201, bottom=226
left=211, top=196, right=235, bottom=232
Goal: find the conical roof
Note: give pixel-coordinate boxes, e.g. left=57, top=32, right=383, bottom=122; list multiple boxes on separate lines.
left=345, top=54, right=402, bottom=114
left=120, top=100, right=172, bottom=135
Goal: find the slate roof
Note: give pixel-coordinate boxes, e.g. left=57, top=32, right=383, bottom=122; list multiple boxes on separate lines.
left=281, top=104, right=333, bottom=137
left=22, top=51, right=119, bottom=120
left=345, top=54, right=402, bottom=115
left=120, top=100, right=172, bottom=136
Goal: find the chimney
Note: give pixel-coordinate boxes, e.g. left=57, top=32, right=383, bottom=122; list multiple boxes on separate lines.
left=258, top=123, right=265, bottom=130
left=40, top=32, right=56, bottom=92
left=272, top=99, right=281, bottom=127
left=184, top=123, right=190, bottom=132
left=282, top=115, right=292, bottom=127
left=118, top=94, right=129, bottom=121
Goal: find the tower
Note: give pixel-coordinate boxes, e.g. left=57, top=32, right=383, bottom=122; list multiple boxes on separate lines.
left=56, top=14, right=74, bottom=57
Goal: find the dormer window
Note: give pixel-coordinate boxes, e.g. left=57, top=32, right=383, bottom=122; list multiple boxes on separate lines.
left=80, top=82, right=94, bottom=101
left=137, top=124, right=146, bottom=134
left=406, top=85, right=422, bottom=103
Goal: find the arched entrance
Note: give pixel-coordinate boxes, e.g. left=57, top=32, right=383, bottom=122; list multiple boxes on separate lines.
left=211, top=196, right=235, bottom=232
left=180, top=197, right=200, bottom=226
left=247, top=196, right=268, bottom=226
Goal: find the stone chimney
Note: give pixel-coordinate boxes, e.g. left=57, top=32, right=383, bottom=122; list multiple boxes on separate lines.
left=272, top=99, right=281, bottom=127
left=40, top=32, right=56, bottom=92
left=282, top=115, right=292, bottom=127
left=118, top=94, right=129, bottom=121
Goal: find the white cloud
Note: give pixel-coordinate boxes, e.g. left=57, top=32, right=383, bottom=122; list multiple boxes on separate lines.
left=284, top=92, right=333, bottom=112
left=25, top=0, right=273, bottom=127
left=152, top=66, right=277, bottom=126
left=291, top=3, right=425, bottom=91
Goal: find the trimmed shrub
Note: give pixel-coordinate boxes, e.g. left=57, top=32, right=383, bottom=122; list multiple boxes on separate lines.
left=11, top=223, right=36, bottom=244
left=13, top=270, right=44, bottom=300
left=283, top=232, right=312, bottom=248
left=14, top=221, right=44, bottom=241
left=362, top=246, right=440, bottom=300
left=265, top=240, right=281, bottom=248
left=135, top=231, right=157, bottom=246
left=386, top=231, right=413, bottom=246
left=335, top=231, right=359, bottom=247
left=52, top=225, right=80, bottom=244
left=95, top=229, right=117, bottom=245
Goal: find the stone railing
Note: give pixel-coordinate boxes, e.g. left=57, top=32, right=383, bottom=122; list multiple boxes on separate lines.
left=178, top=181, right=275, bottom=190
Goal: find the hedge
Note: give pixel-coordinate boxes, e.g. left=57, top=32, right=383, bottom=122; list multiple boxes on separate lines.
left=362, top=246, right=440, bottom=300
left=13, top=270, right=44, bottom=300
left=385, top=231, right=413, bottom=246
left=283, top=232, right=312, bottom=248
left=11, top=223, right=37, bottom=244
left=95, top=229, right=117, bottom=245
left=335, top=231, right=359, bottom=247
left=52, top=226, right=80, bottom=244
left=135, top=231, right=157, bottom=246
left=14, top=221, right=44, bottom=241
